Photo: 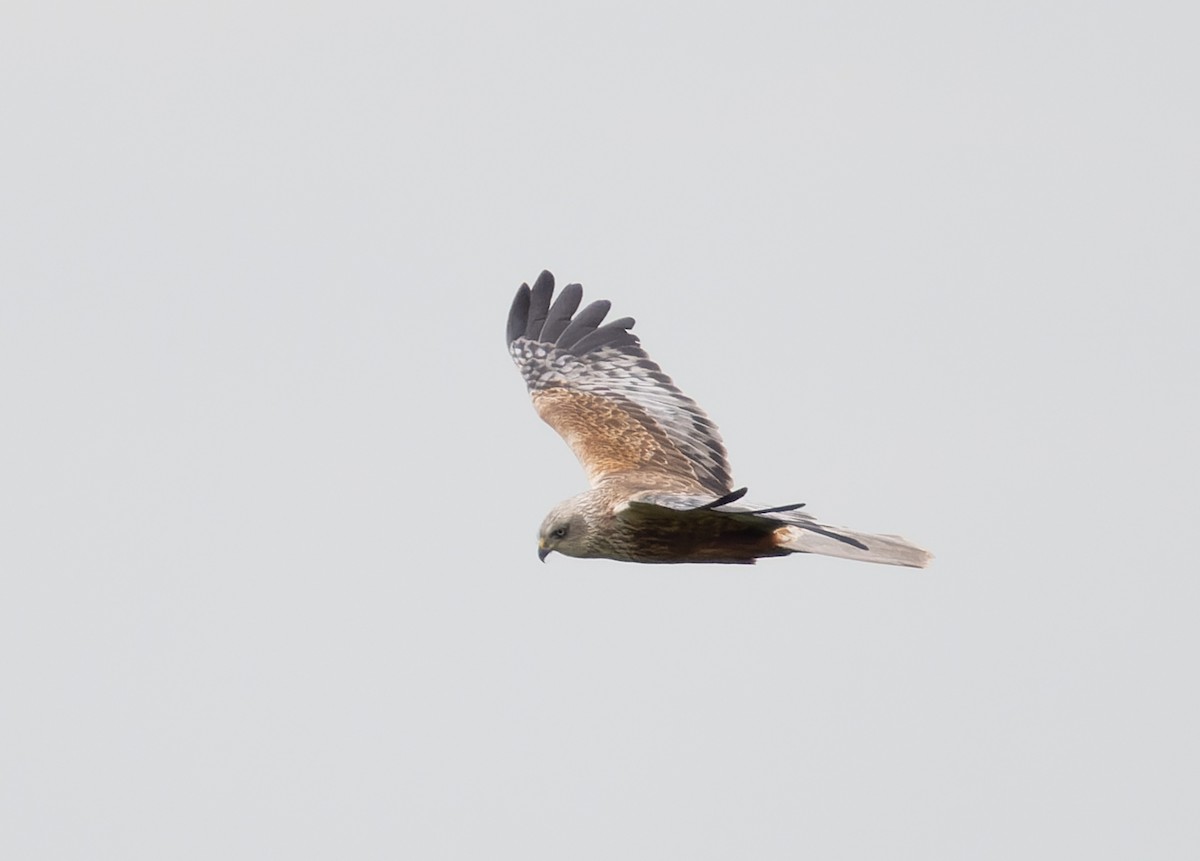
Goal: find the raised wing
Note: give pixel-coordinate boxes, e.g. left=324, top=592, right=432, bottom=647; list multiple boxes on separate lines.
left=507, top=271, right=733, bottom=494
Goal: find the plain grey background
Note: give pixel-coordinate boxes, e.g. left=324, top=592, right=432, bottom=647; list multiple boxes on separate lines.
left=3, top=2, right=1197, bottom=858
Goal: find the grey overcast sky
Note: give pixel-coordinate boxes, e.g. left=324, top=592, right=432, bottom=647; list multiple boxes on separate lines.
left=3, top=2, right=1197, bottom=858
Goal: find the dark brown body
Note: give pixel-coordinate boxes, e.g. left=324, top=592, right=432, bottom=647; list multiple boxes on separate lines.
left=602, top=500, right=792, bottom=565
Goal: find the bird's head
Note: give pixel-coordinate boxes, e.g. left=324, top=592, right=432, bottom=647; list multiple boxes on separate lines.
left=537, top=499, right=596, bottom=562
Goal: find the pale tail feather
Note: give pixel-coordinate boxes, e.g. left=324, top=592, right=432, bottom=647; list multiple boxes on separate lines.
left=775, top=524, right=933, bottom=569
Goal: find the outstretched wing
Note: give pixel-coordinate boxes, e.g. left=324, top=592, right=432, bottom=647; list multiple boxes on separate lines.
left=507, top=271, right=733, bottom=494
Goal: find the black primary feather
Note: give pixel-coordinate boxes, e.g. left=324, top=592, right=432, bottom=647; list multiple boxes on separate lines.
left=749, top=502, right=807, bottom=514
left=506, top=283, right=531, bottom=345
left=555, top=300, right=612, bottom=350
left=569, top=317, right=638, bottom=354
left=799, top=524, right=870, bottom=551
left=695, top=487, right=749, bottom=510
left=538, top=283, right=584, bottom=342
left=524, top=271, right=555, bottom=339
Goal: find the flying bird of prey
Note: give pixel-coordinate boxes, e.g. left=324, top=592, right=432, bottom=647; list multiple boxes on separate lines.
left=507, top=271, right=931, bottom=567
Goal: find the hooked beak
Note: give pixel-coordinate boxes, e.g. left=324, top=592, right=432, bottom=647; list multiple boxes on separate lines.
left=537, top=541, right=550, bottom=563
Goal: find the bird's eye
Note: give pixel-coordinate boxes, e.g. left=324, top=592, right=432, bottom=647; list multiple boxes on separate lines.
left=551, top=526, right=568, bottom=539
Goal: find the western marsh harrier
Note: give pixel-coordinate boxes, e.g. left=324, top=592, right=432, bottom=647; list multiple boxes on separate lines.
left=508, top=271, right=930, bottom=567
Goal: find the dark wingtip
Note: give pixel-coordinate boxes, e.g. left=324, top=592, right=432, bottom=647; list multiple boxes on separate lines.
left=695, top=487, right=749, bottom=510
left=506, top=282, right=531, bottom=345
left=569, top=316, right=639, bottom=354
left=749, top=502, right=807, bottom=515
left=511, top=274, right=640, bottom=352
left=555, top=299, right=612, bottom=350
left=525, top=271, right=555, bottom=339
left=808, top=525, right=870, bottom=552
left=539, top=283, right=584, bottom=342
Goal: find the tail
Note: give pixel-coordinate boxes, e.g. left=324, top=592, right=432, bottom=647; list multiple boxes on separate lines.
left=773, top=524, right=932, bottom=568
